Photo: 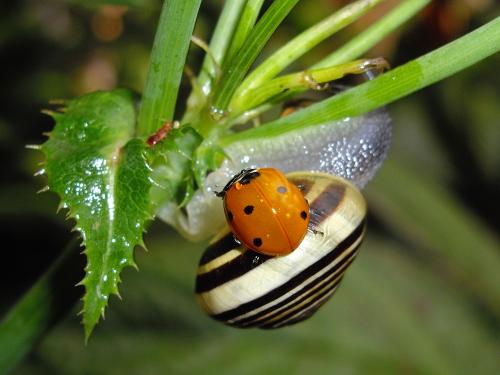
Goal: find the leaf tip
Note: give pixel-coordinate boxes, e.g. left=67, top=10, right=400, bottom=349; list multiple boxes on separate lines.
left=37, top=186, right=50, bottom=194
left=56, top=201, right=70, bottom=214
left=48, top=98, right=66, bottom=105
left=75, top=276, right=86, bottom=288
left=33, top=168, right=46, bottom=177
left=40, top=109, right=57, bottom=117
left=26, top=144, right=42, bottom=150
left=138, top=238, right=148, bottom=251
left=114, top=290, right=123, bottom=301
left=130, top=260, right=139, bottom=271
left=84, top=325, right=94, bottom=345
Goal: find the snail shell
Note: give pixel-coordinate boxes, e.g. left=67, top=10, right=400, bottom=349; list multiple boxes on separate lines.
left=195, top=172, right=366, bottom=329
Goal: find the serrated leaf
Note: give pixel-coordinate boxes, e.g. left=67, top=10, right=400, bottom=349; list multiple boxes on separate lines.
left=148, top=126, right=203, bottom=208
left=41, top=89, right=151, bottom=340
left=192, top=144, right=227, bottom=188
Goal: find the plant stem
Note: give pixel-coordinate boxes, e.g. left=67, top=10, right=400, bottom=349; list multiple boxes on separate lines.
left=227, top=0, right=431, bottom=121
left=220, top=17, right=500, bottom=145
left=0, top=239, right=84, bottom=374
left=137, top=0, right=202, bottom=136
left=195, top=0, right=247, bottom=97
left=224, top=0, right=266, bottom=63
left=230, top=59, right=384, bottom=114
left=235, top=0, right=384, bottom=97
left=315, top=0, right=431, bottom=68
left=210, top=0, right=300, bottom=114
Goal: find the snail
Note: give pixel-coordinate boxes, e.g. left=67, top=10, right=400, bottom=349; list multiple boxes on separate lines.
left=170, top=63, right=390, bottom=327
left=195, top=171, right=366, bottom=328
left=157, top=109, right=390, bottom=240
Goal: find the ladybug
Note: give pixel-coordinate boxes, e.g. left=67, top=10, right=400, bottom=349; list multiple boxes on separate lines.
left=216, top=168, right=310, bottom=256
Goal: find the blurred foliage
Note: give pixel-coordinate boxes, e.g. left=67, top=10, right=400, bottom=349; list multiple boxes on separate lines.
left=13, top=227, right=500, bottom=374
left=1, top=0, right=499, bottom=374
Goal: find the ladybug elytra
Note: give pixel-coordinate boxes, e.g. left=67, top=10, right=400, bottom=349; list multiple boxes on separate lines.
left=216, top=168, right=310, bottom=256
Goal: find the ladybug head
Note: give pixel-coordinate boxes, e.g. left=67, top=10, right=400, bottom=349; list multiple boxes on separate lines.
left=214, top=168, right=260, bottom=198
left=237, top=169, right=260, bottom=185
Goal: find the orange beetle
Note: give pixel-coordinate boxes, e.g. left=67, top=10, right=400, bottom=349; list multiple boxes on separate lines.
left=216, top=168, right=310, bottom=256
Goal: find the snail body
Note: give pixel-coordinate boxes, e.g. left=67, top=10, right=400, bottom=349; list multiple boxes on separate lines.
left=157, top=110, right=390, bottom=241
left=195, top=172, right=366, bottom=329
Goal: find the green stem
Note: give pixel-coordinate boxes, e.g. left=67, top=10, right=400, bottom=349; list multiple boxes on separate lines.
left=195, top=0, right=247, bottom=96
left=230, top=59, right=383, bottom=114
left=221, top=17, right=500, bottom=145
left=0, top=239, right=84, bottom=374
left=137, top=0, right=202, bottom=136
left=227, top=0, right=431, bottom=119
left=236, top=0, right=384, bottom=97
left=224, top=0, right=266, bottom=63
left=210, top=0, right=300, bottom=114
left=315, top=0, right=431, bottom=68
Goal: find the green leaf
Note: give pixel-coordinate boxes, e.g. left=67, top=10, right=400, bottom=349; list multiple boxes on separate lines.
left=235, top=0, right=383, bottom=96
left=220, top=17, right=500, bottom=146
left=224, top=0, right=266, bottom=64
left=230, top=59, right=384, bottom=114
left=366, top=158, right=500, bottom=316
left=183, top=0, right=247, bottom=123
left=137, top=0, right=202, bottom=136
left=195, top=0, right=247, bottom=97
left=210, top=0, right=300, bottom=113
left=0, top=239, right=82, bottom=374
left=192, top=144, right=227, bottom=189
left=314, top=0, right=431, bottom=68
left=41, top=89, right=152, bottom=340
left=148, top=126, right=203, bottom=208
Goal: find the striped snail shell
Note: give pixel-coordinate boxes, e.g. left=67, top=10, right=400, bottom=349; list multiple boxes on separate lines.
left=195, top=172, right=366, bottom=329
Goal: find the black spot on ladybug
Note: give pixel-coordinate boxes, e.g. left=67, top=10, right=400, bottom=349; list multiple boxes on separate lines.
left=253, top=238, right=262, bottom=247
left=244, top=205, right=254, bottom=215
left=277, top=186, right=287, bottom=194
left=301, top=210, right=308, bottom=220
left=227, top=211, right=233, bottom=221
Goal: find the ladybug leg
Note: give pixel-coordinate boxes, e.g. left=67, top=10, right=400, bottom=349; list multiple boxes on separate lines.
left=232, top=234, right=242, bottom=246
left=214, top=190, right=225, bottom=197
left=309, top=227, right=324, bottom=236
left=307, top=208, right=324, bottom=236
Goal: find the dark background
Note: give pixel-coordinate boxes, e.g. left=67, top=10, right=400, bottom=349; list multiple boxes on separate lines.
left=1, top=0, right=499, bottom=373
